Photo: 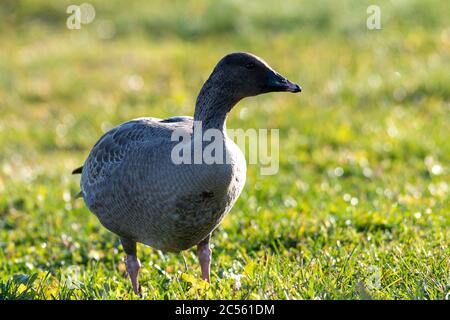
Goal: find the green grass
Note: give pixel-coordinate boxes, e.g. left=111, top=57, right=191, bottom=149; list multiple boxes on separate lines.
left=0, top=0, right=449, bottom=299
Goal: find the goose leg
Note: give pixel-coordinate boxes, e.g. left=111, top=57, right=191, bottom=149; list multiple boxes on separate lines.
left=197, top=234, right=212, bottom=282
left=121, top=237, right=141, bottom=295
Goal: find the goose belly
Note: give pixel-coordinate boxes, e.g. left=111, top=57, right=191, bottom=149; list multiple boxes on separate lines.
left=83, top=155, right=246, bottom=252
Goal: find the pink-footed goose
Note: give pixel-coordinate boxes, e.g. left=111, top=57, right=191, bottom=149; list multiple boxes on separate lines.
left=73, top=52, right=301, bottom=294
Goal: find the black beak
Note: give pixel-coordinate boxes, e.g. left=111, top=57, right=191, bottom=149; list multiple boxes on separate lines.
left=266, top=70, right=302, bottom=93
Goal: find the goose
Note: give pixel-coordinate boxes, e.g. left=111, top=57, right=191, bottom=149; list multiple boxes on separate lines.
left=73, top=52, right=301, bottom=294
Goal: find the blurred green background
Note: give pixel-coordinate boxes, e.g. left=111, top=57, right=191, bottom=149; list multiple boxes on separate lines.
left=0, top=0, right=449, bottom=299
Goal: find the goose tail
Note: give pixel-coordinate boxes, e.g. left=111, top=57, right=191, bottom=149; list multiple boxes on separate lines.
left=74, top=191, right=84, bottom=199
left=72, top=166, right=84, bottom=200
left=72, top=166, right=83, bottom=175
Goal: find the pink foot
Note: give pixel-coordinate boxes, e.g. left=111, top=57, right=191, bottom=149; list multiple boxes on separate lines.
left=126, top=255, right=141, bottom=295
left=197, top=238, right=211, bottom=282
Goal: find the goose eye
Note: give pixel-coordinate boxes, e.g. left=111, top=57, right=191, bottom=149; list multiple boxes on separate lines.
left=245, top=62, right=256, bottom=70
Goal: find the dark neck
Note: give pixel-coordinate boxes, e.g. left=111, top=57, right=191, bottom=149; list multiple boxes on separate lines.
left=193, top=75, right=240, bottom=132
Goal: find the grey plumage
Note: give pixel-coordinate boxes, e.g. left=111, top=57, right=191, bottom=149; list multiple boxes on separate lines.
left=80, top=116, right=246, bottom=251
left=73, top=52, right=301, bottom=292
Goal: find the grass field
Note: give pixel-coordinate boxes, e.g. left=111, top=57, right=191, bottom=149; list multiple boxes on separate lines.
left=0, top=0, right=449, bottom=299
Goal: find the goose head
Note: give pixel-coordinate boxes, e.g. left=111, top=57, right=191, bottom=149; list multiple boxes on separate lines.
left=209, top=52, right=302, bottom=99
left=194, top=52, right=302, bottom=128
